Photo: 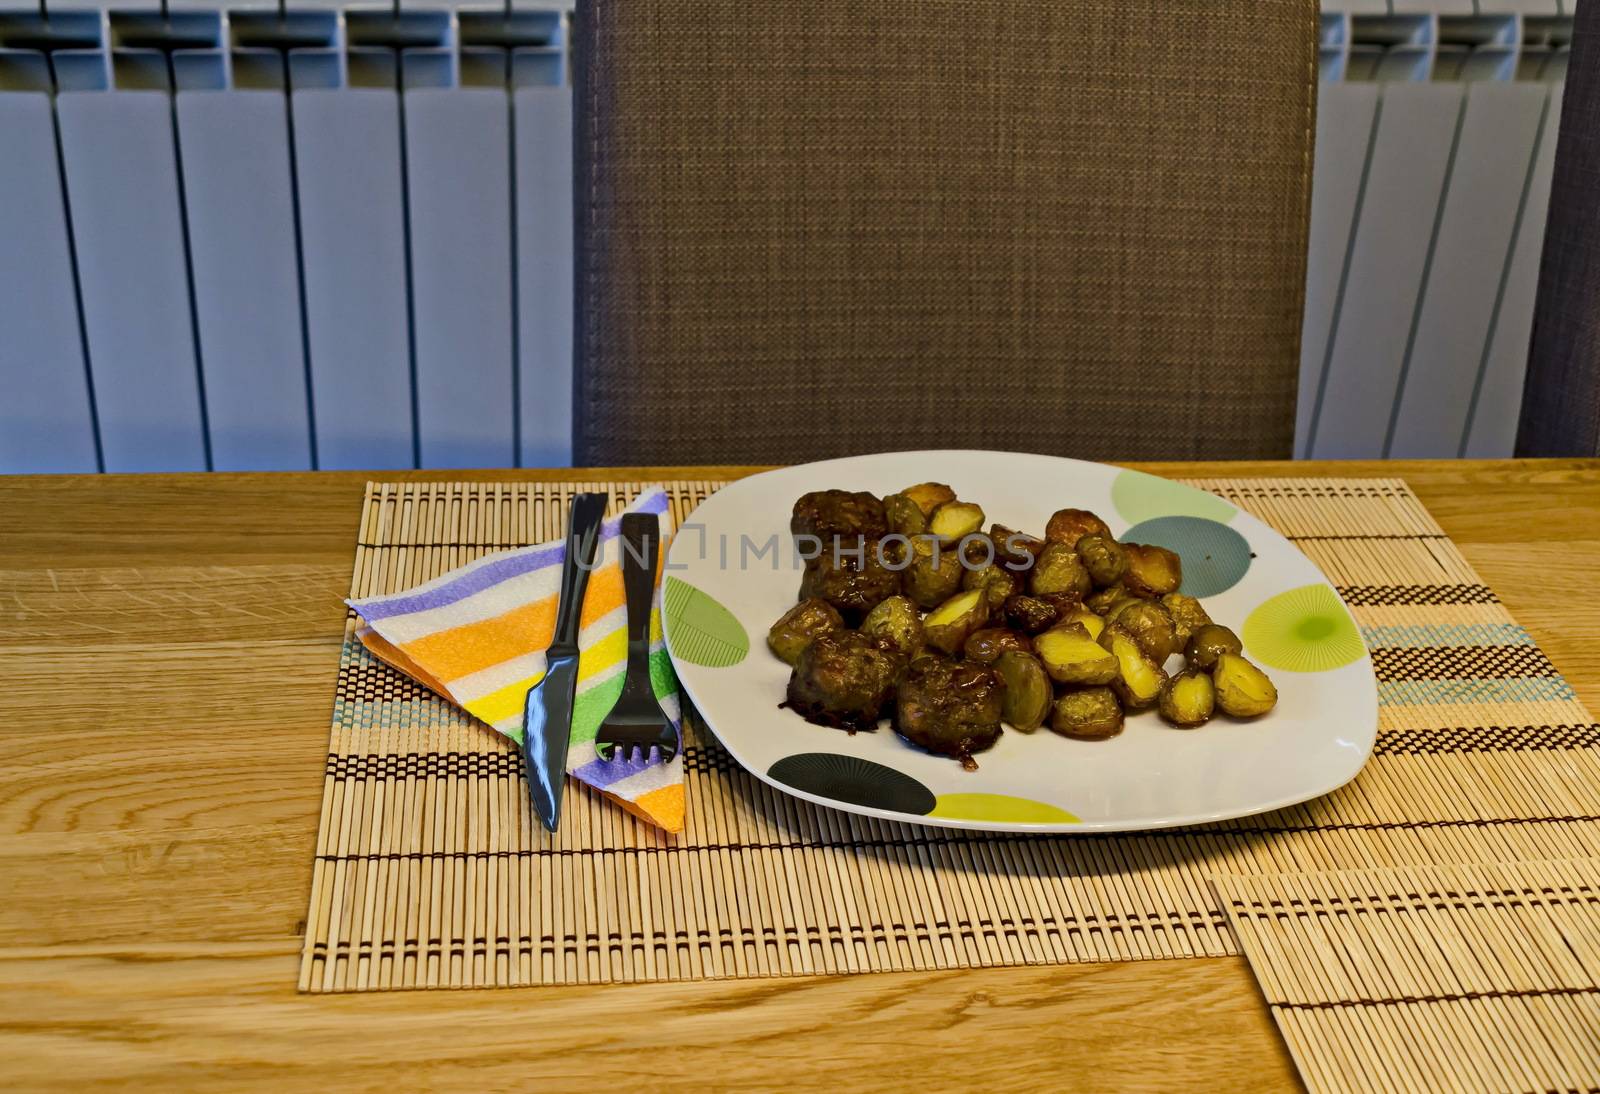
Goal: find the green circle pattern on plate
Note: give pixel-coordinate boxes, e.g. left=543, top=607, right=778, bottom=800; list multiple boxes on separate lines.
left=1242, top=583, right=1366, bottom=673
left=662, top=577, right=749, bottom=667
left=927, top=793, right=1080, bottom=825
left=1111, top=469, right=1237, bottom=527
left=1121, top=515, right=1254, bottom=598
left=768, top=754, right=937, bottom=814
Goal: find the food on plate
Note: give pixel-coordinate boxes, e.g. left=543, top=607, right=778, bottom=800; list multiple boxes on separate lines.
left=923, top=588, right=990, bottom=655
left=962, top=627, right=1030, bottom=664
left=1159, top=669, right=1216, bottom=728
left=1050, top=687, right=1125, bottom=740
left=991, top=524, right=1046, bottom=568
left=1036, top=591, right=1086, bottom=622
left=767, top=598, right=844, bottom=666
left=928, top=500, right=986, bottom=545
left=767, top=481, right=1277, bottom=763
left=785, top=630, right=903, bottom=732
left=902, top=482, right=957, bottom=517
left=1184, top=623, right=1243, bottom=671
left=902, top=537, right=965, bottom=609
left=1162, top=593, right=1212, bottom=647
left=1045, top=508, right=1113, bottom=546
left=791, top=489, right=887, bottom=544
left=1101, top=625, right=1167, bottom=709
left=1003, top=594, right=1060, bottom=634
left=883, top=492, right=928, bottom=537
left=1033, top=624, right=1119, bottom=685
left=994, top=651, right=1052, bottom=732
left=1108, top=599, right=1178, bottom=663
left=800, top=540, right=901, bottom=622
left=1029, top=542, right=1092, bottom=599
left=1213, top=654, right=1279, bottom=717
left=860, top=596, right=923, bottom=656
left=1062, top=608, right=1106, bottom=641
left=893, top=657, right=1004, bottom=764
left=962, top=561, right=1018, bottom=611
left=1074, top=534, right=1128, bottom=588
left=1084, top=584, right=1132, bottom=615
left=1121, top=542, right=1183, bottom=598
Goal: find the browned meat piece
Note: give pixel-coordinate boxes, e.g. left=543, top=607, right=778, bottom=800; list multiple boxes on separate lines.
left=790, top=489, right=888, bottom=544
left=893, top=657, right=1004, bottom=764
left=799, top=539, right=902, bottom=623
left=785, top=631, right=904, bottom=732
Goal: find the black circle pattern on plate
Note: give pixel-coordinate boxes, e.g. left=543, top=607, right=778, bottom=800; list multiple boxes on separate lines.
left=767, top=754, right=937, bottom=815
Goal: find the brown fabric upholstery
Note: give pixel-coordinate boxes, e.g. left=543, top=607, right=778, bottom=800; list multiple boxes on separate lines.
left=1518, top=2, right=1600, bottom=458
left=574, top=1, right=1319, bottom=466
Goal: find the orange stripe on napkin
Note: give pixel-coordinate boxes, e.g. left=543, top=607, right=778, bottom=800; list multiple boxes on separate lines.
left=621, top=784, right=685, bottom=833
left=399, top=568, right=626, bottom=683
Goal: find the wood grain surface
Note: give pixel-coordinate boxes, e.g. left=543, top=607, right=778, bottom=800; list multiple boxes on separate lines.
left=2, top=459, right=1597, bottom=1091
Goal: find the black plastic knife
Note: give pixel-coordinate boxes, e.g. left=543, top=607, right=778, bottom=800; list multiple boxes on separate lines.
left=522, top=492, right=609, bottom=833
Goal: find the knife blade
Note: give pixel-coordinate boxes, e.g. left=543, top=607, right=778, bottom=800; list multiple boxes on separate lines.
left=522, top=492, right=610, bottom=832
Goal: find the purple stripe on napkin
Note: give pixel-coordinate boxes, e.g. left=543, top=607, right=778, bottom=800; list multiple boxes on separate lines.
left=571, top=750, right=659, bottom=789
left=351, top=492, right=670, bottom=622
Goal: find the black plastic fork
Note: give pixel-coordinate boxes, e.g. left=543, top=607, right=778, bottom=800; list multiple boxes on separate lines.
left=595, top=512, right=678, bottom=764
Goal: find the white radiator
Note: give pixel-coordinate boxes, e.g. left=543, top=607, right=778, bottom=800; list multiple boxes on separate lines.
left=0, top=3, right=1576, bottom=473
left=0, top=0, right=573, bottom=472
left=1300, top=8, right=1570, bottom=460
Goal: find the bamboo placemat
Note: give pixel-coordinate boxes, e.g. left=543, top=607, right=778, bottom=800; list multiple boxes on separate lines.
left=300, top=477, right=1600, bottom=997
left=1214, top=860, right=1600, bottom=1094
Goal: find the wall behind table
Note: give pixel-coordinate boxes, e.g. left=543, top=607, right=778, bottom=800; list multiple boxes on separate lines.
left=0, top=2, right=1575, bottom=472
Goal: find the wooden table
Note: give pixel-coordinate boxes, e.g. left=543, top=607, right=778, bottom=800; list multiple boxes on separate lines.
left=3, top=459, right=1597, bottom=1091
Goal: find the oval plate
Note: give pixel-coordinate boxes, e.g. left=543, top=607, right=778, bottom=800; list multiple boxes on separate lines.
left=662, top=450, right=1377, bottom=833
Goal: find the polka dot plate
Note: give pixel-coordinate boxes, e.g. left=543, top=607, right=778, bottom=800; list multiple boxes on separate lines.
left=662, top=450, right=1378, bottom=833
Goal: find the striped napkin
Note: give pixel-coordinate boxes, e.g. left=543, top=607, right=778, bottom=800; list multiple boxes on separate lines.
left=347, top=488, right=685, bottom=832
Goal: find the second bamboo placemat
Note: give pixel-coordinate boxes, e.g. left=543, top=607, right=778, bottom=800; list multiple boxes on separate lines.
left=300, top=477, right=1600, bottom=992
left=1214, top=860, right=1600, bottom=1093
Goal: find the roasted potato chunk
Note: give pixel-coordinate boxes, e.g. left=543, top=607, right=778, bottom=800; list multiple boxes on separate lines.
left=1110, top=599, right=1178, bottom=663
left=928, top=501, right=986, bottom=545
left=1050, top=687, right=1125, bottom=740
left=962, top=561, right=1018, bottom=611
left=882, top=492, right=928, bottom=538
left=1045, top=508, right=1113, bottom=546
left=1184, top=623, right=1243, bottom=672
left=1003, top=594, right=1060, bottom=635
left=902, top=537, right=964, bottom=610
left=1037, top=591, right=1086, bottom=621
left=958, top=531, right=995, bottom=567
left=1074, top=534, right=1128, bottom=588
left=994, top=650, right=1052, bottom=732
left=1085, top=584, right=1133, bottom=615
left=860, top=595, right=923, bottom=656
left=800, top=539, right=902, bottom=623
left=790, top=490, right=887, bottom=544
left=1063, top=608, right=1106, bottom=642
left=785, top=631, right=903, bottom=732
left=894, top=657, right=1003, bottom=763
left=902, top=482, right=957, bottom=517
left=1213, top=654, right=1278, bottom=718
left=1029, top=542, right=1092, bottom=599
left=1033, top=624, right=1119, bottom=685
left=1159, top=669, right=1216, bottom=728
left=991, top=524, right=1046, bottom=569
left=923, top=589, right=990, bottom=655
left=1162, top=593, right=1212, bottom=648
left=1122, top=542, right=1183, bottom=598
left=962, top=627, right=1030, bottom=664
left=1101, top=625, right=1167, bottom=709
left=767, top=598, right=844, bottom=666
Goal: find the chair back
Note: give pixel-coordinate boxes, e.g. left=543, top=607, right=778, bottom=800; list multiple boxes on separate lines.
left=574, top=0, right=1320, bottom=465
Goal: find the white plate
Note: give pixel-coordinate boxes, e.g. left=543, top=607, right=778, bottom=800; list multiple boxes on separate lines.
left=661, top=450, right=1377, bottom=833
